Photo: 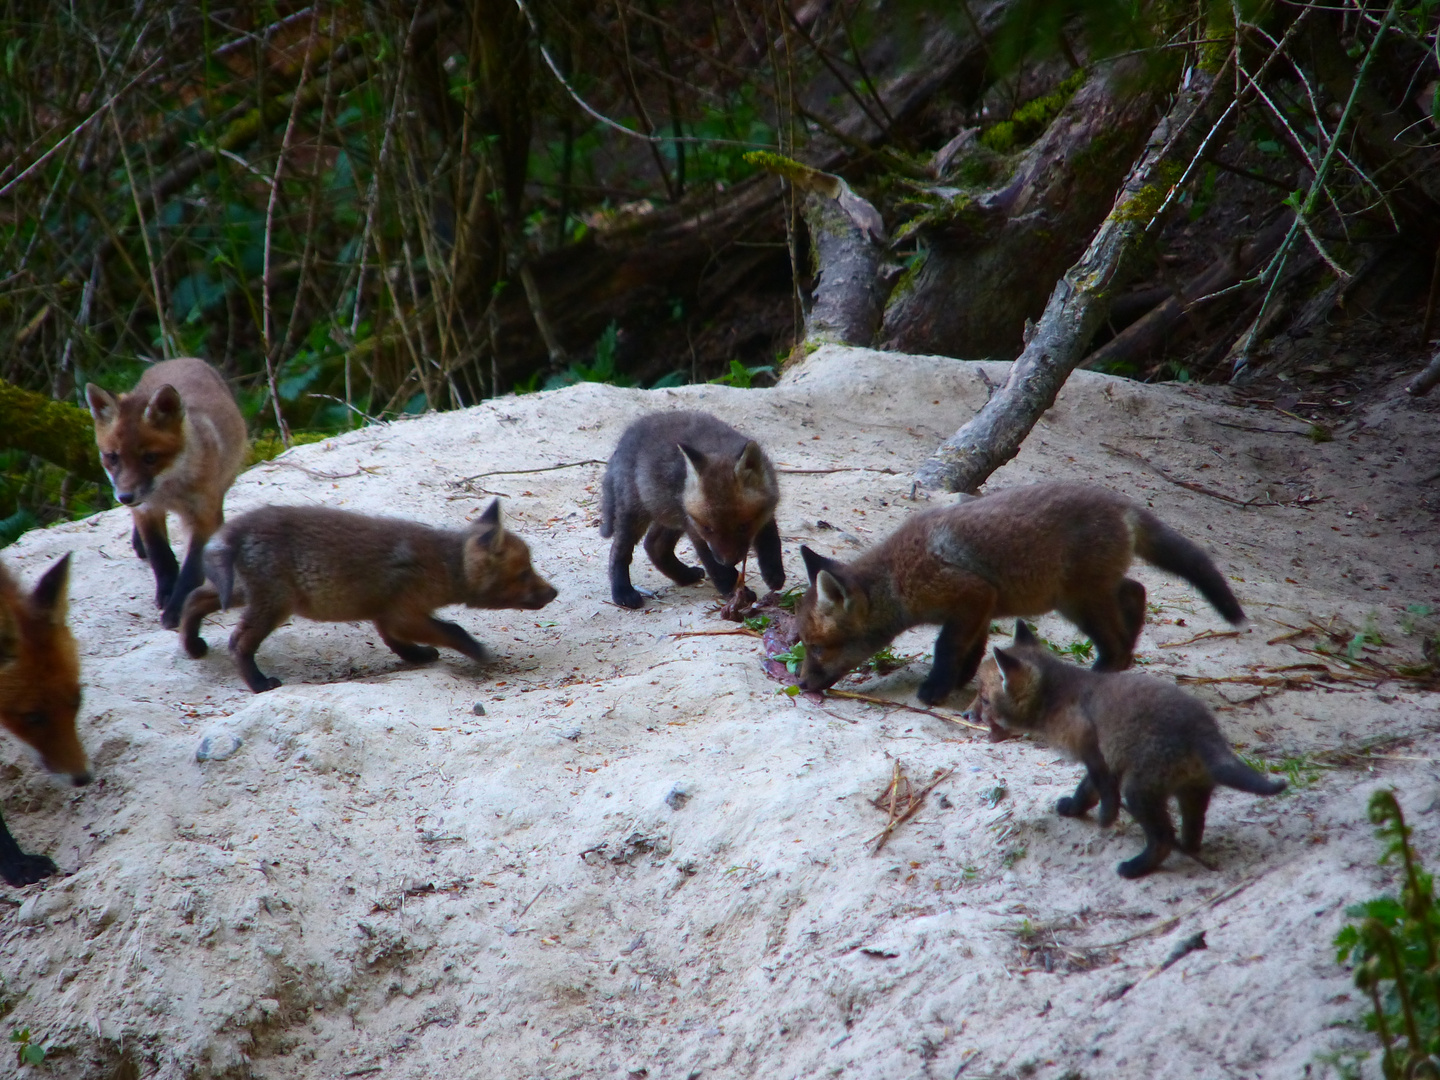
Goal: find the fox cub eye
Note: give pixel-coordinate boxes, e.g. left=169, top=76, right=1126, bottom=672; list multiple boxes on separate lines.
left=141, top=452, right=159, bottom=466
left=103, top=451, right=120, bottom=466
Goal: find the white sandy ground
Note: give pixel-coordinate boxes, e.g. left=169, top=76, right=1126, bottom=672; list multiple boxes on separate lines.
left=0, top=345, right=1437, bottom=1080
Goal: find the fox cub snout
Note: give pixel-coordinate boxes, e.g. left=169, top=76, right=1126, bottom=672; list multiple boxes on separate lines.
left=0, top=554, right=89, bottom=886
left=600, top=411, right=783, bottom=608
left=180, top=499, right=557, bottom=693
left=973, top=621, right=1284, bottom=878
left=797, top=482, right=1244, bottom=705
left=87, top=357, right=247, bottom=629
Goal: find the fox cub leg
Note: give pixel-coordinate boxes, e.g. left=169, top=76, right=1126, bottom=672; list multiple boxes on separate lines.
left=379, top=613, right=494, bottom=664
left=643, top=524, right=706, bottom=587
left=1176, top=786, right=1213, bottom=855
left=1057, top=774, right=1101, bottom=818
left=0, top=812, right=58, bottom=887
left=684, top=526, right=739, bottom=595
left=133, top=506, right=178, bottom=609
left=918, top=612, right=992, bottom=706
left=131, top=526, right=148, bottom=560
left=1062, top=578, right=1147, bottom=672
left=180, top=584, right=224, bottom=658
left=228, top=605, right=287, bottom=693
left=1117, top=786, right=1176, bottom=878
left=753, top=519, right=785, bottom=592
left=162, top=528, right=215, bottom=630
left=606, top=517, right=648, bottom=609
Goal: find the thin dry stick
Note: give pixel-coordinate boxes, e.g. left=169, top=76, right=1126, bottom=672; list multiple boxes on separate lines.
left=108, top=106, right=174, bottom=358
left=825, top=688, right=987, bottom=732
left=457, top=460, right=607, bottom=481
left=261, top=10, right=320, bottom=448
left=871, top=767, right=954, bottom=853
left=1158, top=629, right=1242, bottom=649
left=1070, top=867, right=1271, bottom=950
left=1100, top=443, right=1263, bottom=507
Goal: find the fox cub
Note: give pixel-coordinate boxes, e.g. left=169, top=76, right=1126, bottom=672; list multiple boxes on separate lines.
left=797, top=482, right=1244, bottom=704
left=973, top=622, right=1285, bottom=878
left=180, top=500, right=557, bottom=693
left=87, top=357, right=247, bottom=629
left=0, top=555, right=90, bottom=886
left=600, top=411, right=783, bottom=608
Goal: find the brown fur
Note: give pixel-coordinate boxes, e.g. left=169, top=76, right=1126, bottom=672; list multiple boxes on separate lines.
left=971, top=622, right=1285, bottom=878
left=87, top=357, right=247, bottom=629
left=180, top=500, right=557, bottom=693
left=797, top=482, right=1244, bottom=705
left=0, top=555, right=88, bottom=886
left=599, top=411, right=783, bottom=608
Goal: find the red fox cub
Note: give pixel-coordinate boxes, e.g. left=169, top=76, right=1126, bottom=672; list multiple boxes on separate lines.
left=600, top=411, right=783, bottom=608
left=972, top=622, right=1285, bottom=878
left=0, top=555, right=89, bottom=886
left=180, top=500, right=558, bottom=693
left=87, top=357, right=247, bottom=630
left=797, top=482, right=1244, bottom=704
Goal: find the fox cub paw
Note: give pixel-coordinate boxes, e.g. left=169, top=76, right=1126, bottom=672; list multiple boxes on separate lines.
left=915, top=679, right=953, bottom=707
left=1056, top=796, right=1088, bottom=817
left=709, top=566, right=739, bottom=594
left=673, top=565, right=706, bottom=587
left=612, top=586, right=647, bottom=609
left=1, top=852, right=58, bottom=888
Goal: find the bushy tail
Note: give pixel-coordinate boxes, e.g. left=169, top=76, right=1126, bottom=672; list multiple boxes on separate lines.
left=1208, top=752, right=1287, bottom=796
left=205, top=536, right=238, bottom=609
left=599, top=471, right=615, bottom=538
left=1133, top=510, right=1246, bottom=624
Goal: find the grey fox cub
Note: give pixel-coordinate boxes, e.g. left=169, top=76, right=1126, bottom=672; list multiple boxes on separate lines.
left=180, top=500, right=557, bottom=692
left=972, top=622, right=1285, bottom=878
left=600, top=411, right=783, bottom=608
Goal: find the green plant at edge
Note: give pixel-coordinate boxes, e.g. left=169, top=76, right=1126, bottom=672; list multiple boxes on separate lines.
left=10, top=1027, right=45, bottom=1066
left=1334, top=788, right=1440, bottom=1078
left=770, top=641, right=806, bottom=673
left=709, top=359, right=775, bottom=389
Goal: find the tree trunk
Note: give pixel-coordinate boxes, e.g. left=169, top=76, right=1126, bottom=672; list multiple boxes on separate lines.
left=881, top=58, right=1170, bottom=360
left=916, top=61, right=1232, bottom=493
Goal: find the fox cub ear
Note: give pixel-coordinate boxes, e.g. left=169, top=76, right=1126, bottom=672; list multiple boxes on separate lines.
left=473, top=499, right=506, bottom=550
left=815, top=569, right=850, bottom=614
left=735, top=441, right=766, bottom=484
left=143, top=384, right=185, bottom=430
left=800, top=545, right=838, bottom=585
left=1013, top=620, right=1038, bottom=645
left=85, top=383, right=118, bottom=424
left=31, top=554, right=72, bottom=625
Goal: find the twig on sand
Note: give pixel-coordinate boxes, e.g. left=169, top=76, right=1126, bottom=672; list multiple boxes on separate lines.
left=1100, top=443, right=1266, bottom=507
left=869, top=763, right=955, bottom=853
left=825, top=688, right=987, bottom=732
left=1071, top=867, right=1271, bottom=951
left=456, top=459, right=606, bottom=482
left=669, top=627, right=760, bottom=638
left=264, top=458, right=372, bottom=481
left=1159, top=629, right=1242, bottom=649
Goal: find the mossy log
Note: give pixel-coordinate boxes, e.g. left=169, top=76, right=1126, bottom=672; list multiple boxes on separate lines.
left=881, top=59, right=1170, bottom=360
left=0, top=380, right=106, bottom=484
left=916, top=61, right=1233, bottom=493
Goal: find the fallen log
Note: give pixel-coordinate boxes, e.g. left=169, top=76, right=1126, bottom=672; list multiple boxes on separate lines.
left=916, top=58, right=1233, bottom=493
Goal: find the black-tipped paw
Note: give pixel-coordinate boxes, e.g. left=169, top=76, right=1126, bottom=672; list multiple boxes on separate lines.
left=184, top=636, right=209, bottom=659
left=1, top=852, right=58, bottom=888
left=1116, top=856, right=1156, bottom=880
left=673, top=565, right=706, bottom=586
left=612, top=587, right=647, bottom=610
left=709, top=567, right=739, bottom=594
left=248, top=676, right=283, bottom=694
left=916, top=678, right=953, bottom=707
left=1056, top=797, right=1088, bottom=818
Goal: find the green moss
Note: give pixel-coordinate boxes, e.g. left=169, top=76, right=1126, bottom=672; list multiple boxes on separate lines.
left=979, top=69, right=1088, bottom=154
left=246, top=430, right=334, bottom=466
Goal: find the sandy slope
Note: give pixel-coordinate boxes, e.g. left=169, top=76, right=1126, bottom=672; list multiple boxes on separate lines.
left=1, top=345, right=1437, bottom=1080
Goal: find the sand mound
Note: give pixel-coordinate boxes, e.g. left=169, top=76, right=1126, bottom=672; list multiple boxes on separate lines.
left=2, top=345, right=1436, bottom=1079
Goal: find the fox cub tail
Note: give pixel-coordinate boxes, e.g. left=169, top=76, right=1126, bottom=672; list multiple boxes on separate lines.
left=1133, top=510, right=1245, bottom=625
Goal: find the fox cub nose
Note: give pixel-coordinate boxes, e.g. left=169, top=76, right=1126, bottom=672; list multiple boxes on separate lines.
left=116, top=491, right=136, bottom=505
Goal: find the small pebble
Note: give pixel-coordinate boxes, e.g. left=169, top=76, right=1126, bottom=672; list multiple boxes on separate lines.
left=196, top=732, right=242, bottom=762
left=472, top=702, right=486, bottom=716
